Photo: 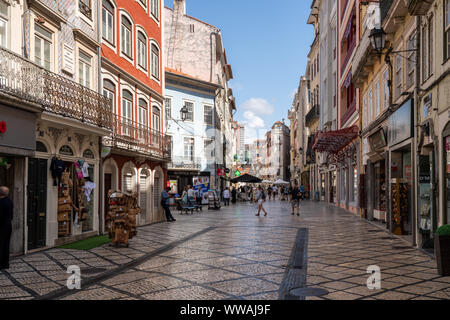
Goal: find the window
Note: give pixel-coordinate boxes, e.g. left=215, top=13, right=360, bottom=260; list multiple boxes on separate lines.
left=34, top=24, right=52, bottom=70
left=102, top=0, right=114, bottom=44
left=184, top=137, right=194, bottom=161
left=395, top=53, right=403, bottom=100
left=183, top=101, right=194, bottom=121
left=139, top=0, right=147, bottom=9
left=122, top=90, right=133, bottom=135
left=165, top=97, right=171, bottom=120
left=0, top=1, right=8, bottom=48
left=445, top=0, right=450, bottom=60
left=374, top=80, right=380, bottom=118
left=368, top=88, right=373, bottom=124
left=103, top=79, right=116, bottom=112
left=121, top=16, right=132, bottom=58
left=138, top=99, right=148, bottom=127
left=422, top=18, right=434, bottom=81
left=204, top=105, right=213, bottom=126
left=79, top=51, right=92, bottom=89
left=137, top=31, right=147, bottom=69
left=79, top=0, right=92, bottom=20
left=151, top=43, right=159, bottom=79
left=152, top=106, right=160, bottom=132
left=363, top=92, right=368, bottom=128
left=150, top=0, right=159, bottom=20
left=406, top=33, right=416, bottom=89
left=382, top=68, right=390, bottom=110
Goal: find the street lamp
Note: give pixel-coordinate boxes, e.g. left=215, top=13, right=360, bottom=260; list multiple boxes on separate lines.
left=180, top=105, right=188, bottom=121
left=369, top=28, right=386, bottom=54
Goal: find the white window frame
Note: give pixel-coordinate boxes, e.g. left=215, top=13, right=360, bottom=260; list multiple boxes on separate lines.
left=368, top=88, right=373, bottom=124
left=382, top=67, right=389, bottom=110
left=394, top=45, right=403, bottom=100
left=182, top=100, right=194, bottom=122
left=203, top=104, right=213, bottom=126
left=120, top=12, right=133, bottom=63
left=374, top=79, right=380, bottom=118
left=183, top=136, right=195, bottom=161
left=102, top=0, right=115, bottom=46
left=152, top=105, right=161, bottom=132
left=78, top=50, right=92, bottom=89
left=137, top=29, right=148, bottom=71
left=150, top=41, right=160, bottom=81
left=121, top=89, right=134, bottom=136
left=34, top=24, right=53, bottom=71
left=103, top=78, right=116, bottom=114
left=0, top=1, right=9, bottom=49
left=150, top=0, right=159, bottom=22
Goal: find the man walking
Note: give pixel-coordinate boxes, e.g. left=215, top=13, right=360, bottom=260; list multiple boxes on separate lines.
left=223, top=187, right=230, bottom=206
left=0, top=186, right=13, bottom=270
left=187, top=185, right=195, bottom=206
left=290, top=183, right=301, bottom=216
left=161, top=187, right=176, bottom=222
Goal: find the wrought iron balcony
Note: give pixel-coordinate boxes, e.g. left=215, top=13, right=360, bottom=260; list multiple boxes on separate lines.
left=0, top=47, right=113, bottom=130
left=104, top=115, right=172, bottom=160
left=168, top=156, right=202, bottom=171
left=408, top=0, right=433, bottom=16
left=305, top=104, right=320, bottom=128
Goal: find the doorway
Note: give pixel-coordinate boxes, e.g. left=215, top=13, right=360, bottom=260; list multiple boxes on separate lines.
left=27, top=158, right=47, bottom=250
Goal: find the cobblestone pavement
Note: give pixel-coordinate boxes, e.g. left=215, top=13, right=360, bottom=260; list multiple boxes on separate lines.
left=1, top=200, right=449, bottom=300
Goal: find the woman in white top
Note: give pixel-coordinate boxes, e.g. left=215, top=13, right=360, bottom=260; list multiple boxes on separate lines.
left=223, top=187, right=230, bottom=206
left=255, top=186, right=268, bottom=217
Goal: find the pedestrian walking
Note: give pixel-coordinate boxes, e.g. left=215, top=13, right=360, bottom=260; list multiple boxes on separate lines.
left=0, top=186, right=13, bottom=270
left=255, top=186, right=268, bottom=217
left=290, top=183, right=301, bottom=216
left=267, top=186, right=272, bottom=200
left=299, top=184, right=306, bottom=200
left=161, top=187, right=176, bottom=222
left=223, top=187, right=230, bottom=206
left=187, top=185, right=195, bottom=206
left=231, top=186, right=237, bottom=204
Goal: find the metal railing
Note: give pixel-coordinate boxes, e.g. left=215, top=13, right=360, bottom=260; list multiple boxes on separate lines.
left=106, top=114, right=172, bottom=160
left=0, top=47, right=113, bottom=130
left=168, top=156, right=201, bottom=170
left=305, top=104, right=320, bottom=127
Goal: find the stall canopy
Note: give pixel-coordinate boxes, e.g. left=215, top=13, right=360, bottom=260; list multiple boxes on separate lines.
left=312, top=125, right=359, bottom=154
left=230, top=174, right=262, bottom=184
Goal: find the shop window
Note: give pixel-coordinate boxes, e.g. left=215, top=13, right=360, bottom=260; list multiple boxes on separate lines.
left=83, top=149, right=94, bottom=159
left=36, top=141, right=47, bottom=153
left=59, top=145, right=74, bottom=156
left=0, top=1, right=9, bottom=49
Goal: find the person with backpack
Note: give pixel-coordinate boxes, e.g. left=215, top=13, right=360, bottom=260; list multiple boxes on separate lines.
left=255, top=186, right=268, bottom=217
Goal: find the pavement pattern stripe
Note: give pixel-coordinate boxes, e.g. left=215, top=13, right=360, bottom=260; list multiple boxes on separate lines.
left=35, top=226, right=216, bottom=300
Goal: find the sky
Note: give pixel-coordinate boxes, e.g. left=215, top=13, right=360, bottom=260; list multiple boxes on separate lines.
left=164, top=0, right=314, bottom=143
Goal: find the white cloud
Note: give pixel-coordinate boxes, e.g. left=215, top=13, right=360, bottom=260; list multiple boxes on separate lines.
left=243, top=111, right=265, bottom=129
left=241, top=98, right=275, bottom=115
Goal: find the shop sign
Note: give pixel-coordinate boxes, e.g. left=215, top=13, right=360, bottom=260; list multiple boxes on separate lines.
left=217, top=168, right=225, bottom=176
left=0, top=121, right=6, bottom=134
left=368, top=129, right=387, bottom=152
left=423, top=93, right=432, bottom=118
left=193, top=176, right=210, bottom=193
left=101, top=146, right=111, bottom=158
left=389, top=99, right=413, bottom=147
left=234, top=170, right=241, bottom=177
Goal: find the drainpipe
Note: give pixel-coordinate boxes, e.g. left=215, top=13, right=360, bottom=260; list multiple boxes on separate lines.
left=413, top=15, right=421, bottom=248
left=97, top=1, right=104, bottom=235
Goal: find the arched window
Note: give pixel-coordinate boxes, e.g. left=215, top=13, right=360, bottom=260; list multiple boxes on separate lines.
left=122, top=89, right=133, bottom=136
left=59, top=145, right=74, bottom=156
left=36, top=141, right=48, bottom=153
left=102, top=0, right=114, bottom=44
left=137, top=31, right=147, bottom=69
left=151, top=43, right=159, bottom=79
left=138, top=98, right=148, bottom=127
left=152, top=106, right=160, bottom=132
left=150, top=0, right=159, bottom=20
left=121, top=15, right=132, bottom=58
left=103, top=79, right=116, bottom=113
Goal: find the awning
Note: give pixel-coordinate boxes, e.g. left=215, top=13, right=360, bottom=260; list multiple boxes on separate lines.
left=230, top=174, right=262, bottom=184
left=312, top=126, right=359, bottom=154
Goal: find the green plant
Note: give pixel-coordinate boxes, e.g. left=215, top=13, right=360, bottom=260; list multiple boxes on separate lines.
left=436, top=225, right=450, bottom=236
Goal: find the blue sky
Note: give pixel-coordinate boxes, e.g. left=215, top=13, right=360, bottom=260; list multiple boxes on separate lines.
left=164, top=0, right=314, bottom=143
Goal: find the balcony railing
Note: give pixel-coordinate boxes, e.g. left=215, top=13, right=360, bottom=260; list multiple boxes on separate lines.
left=305, top=104, right=320, bottom=128
left=168, top=156, right=201, bottom=170
left=0, top=47, right=113, bottom=130
left=79, top=1, right=92, bottom=19
left=341, top=37, right=356, bottom=75
left=105, top=114, right=171, bottom=160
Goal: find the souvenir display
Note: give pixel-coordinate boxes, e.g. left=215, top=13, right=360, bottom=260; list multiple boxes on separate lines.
left=106, top=191, right=141, bottom=247
left=391, top=178, right=409, bottom=235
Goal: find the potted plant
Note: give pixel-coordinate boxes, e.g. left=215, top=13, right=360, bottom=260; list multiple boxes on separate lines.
left=435, top=225, right=450, bottom=276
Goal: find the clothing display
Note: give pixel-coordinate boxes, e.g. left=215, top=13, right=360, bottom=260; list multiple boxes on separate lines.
left=82, top=162, right=90, bottom=178
left=106, top=191, right=141, bottom=247
left=50, top=156, right=65, bottom=186
left=74, top=162, right=83, bottom=180
left=84, top=181, right=96, bottom=202
left=391, top=179, right=409, bottom=236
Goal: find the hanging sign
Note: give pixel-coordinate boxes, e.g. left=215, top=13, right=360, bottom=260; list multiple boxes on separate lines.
left=101, top=146, right=111, bottom=158
left=0, top=121, right=6, bottom=134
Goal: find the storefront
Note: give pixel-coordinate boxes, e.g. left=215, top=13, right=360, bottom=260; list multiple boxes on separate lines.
left=388, top=99, right=414, bottom=240
left=0, top=103, right=39, bottom=255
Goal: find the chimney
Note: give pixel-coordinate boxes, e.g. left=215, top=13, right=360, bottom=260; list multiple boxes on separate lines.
left=174, top=0, right=186, bottom=15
